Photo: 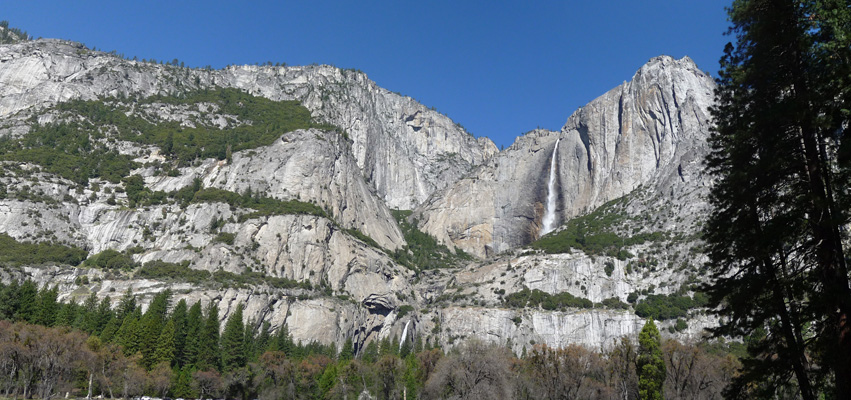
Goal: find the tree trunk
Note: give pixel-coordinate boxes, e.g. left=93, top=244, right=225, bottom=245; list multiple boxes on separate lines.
left=87, top=372, right=93, bottom=400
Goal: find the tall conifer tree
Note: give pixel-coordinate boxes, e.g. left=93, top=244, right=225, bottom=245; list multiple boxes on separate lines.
left=705, top=0, right=851, bottom=397
left=221, top=304, right=245, bottom=371
left=182, top=300, right=203, bottom=367
left=637, top=320, right=665, bottom=400
left=197, top=302, right=221, bottom=370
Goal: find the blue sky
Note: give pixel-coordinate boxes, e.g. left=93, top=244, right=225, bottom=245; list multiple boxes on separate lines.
left=4, top=1, right=730, bottom=149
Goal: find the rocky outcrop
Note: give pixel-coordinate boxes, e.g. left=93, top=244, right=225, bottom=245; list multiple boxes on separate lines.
left=416, top=56, right=715, bottom=257
left=0, top=39, right=496, bottom=209
left=0, top=33, right=719, bottom=354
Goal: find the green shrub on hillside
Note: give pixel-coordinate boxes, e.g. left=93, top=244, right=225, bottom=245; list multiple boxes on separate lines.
left=633, top=292, right=708, bottom=320
left=390, top=209, right=472, bottom=271
left=0, top=88, right=336, bottom=185
left=503, top=287, right=593, bottom=310
left=530, top=197, right=666, bottom=259
left=0, top=233, right=87, bottom=266
left=85, top=249, right=137, bottom=270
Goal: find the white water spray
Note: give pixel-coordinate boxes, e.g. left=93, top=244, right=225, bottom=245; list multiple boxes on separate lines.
left=541, top=138, right=560, bottom=236
left=399, top=320, right=411, bottom=351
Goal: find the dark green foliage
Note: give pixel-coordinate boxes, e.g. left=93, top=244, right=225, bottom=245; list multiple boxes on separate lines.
left=182, top=301, right=203, bottom=367
left=135, top=259, right=312, bottom=290
left=704, top=1, right=851, bottom=397
left=627, top=292, right=639, bottom=304
left=171, top=299, right=189, bottom=366
left=128, top=183, right=327, bottom=220
left=116, top=312, right=141, bottom=355
left=396, top=305, right=414, bottom=319
left=604, top=261, right=615, bottom=277
left=193, top=187, right=328, bottom=220
left=0, top=122, right=137, bottom=185
left=503, top=287, right=593, bottom=310
left=0, top=20, right=30, bottom=44
left=638, top=319, right=665, bottom=400
left=390, top=209, right=472, bottom=271
left=343, top=227, right=382, bottom=249
left=0, top=233, right=88, bottom=266
left=135, top=260, right=209, bottom=283
left=154, top=319, right=176, bottom=365
left=14, top=280, right=38, bottom=323
left=0, top=88, right=330, bottom=185
left=34, top=285, right=59, bottom=326
left=140, top=290, right=171, bottom=368
left=213, top=232, right=235, bottom=245
left=116, top=288, right=137, bottom=321
left=530, top=197, right=664, bottom=258
left=198, top=302, right=221, bottom=370
left=633, top=293, right=706, bottom=321
left=339, top=338, right=354, bottom=361
left=85, top=249, right=137, bottom=270
left=600, top=297, right=629, bottom=310
left=221, top=304, right=245, bottom=371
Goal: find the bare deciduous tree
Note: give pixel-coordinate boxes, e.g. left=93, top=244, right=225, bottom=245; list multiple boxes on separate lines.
left=423, top=340, right=515, bottom=400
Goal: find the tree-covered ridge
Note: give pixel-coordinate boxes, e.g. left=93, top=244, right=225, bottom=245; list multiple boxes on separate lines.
left=0, top=88, right=335, bottom=186
left=0, top=279, right=741, bottom=400
left=0, top=20, right=30, bottom=44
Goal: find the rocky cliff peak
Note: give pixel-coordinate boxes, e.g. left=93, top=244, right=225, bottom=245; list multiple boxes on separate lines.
left=416, top=55, right=715, bottom=258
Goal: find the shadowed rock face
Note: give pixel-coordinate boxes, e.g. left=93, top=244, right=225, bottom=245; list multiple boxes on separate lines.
left=416, top=56, right=715, bottom=258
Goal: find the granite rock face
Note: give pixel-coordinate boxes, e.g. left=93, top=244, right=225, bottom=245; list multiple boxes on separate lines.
left=416, top=56, right=715, bottom=257
left=0, top=35, right=718, bottom=353
left=0, top=39, right=497, bottom=210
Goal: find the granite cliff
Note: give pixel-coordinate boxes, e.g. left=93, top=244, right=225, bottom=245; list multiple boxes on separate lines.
left=0, top=35, right=716, bottom=353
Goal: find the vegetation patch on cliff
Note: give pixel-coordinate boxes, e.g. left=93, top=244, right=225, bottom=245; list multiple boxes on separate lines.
left=0, top=233, right=87, bottom=267
left=0, top=88, right=336, bottom=185
left=390, top=209, right=472, bottom=272
left=530, top=196, right=667, bottom=259
left=502, top=287, right=593, bottom=310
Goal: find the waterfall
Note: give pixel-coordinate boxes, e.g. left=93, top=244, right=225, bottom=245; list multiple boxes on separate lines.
left=541, top=138, right=560, bottom=236
left=399, top=320, right=411, bottom=351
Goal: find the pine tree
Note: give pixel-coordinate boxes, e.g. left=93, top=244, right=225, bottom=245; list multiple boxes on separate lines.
left=81, top=292, right=99, bottom=333
left=34, top=284, right=59, bottom=326
left=637, top=319, right=665, bottom=400
left=274, top=324, right=294, bottom=357
left=116, top=313, right=141, bottom=355
left=95, top=297, right=113, bottom=335
left=339, top=338, right=354, bottom=361
left=171, top=299, right=188, bottom=366
left=403, top=353, right=420, bottom=399
left=55, top=298, right=77, bottom=327
left=100, top=317, right=119, bottom=343
left=220, top=304, right=245, bottom=371
left=197, top=302, right=221, bottom=370
left=254, top=321, right=271, bottom=359
left=705, top=0, right=851, bottom=397
left=0, top=281, right=18, bottom=320
left=182, top=300, right=203, bottom=367
left=116, top=288, right=136, bottom=321
left=14, top=280, right=38, bottom=322
left=154, top=319, right=176, bottom=366
left=140, top=291, right=171, bottom=368
left=243, top=318, right=257, bottom=362
left=361, top=340, right=378, bottom=364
